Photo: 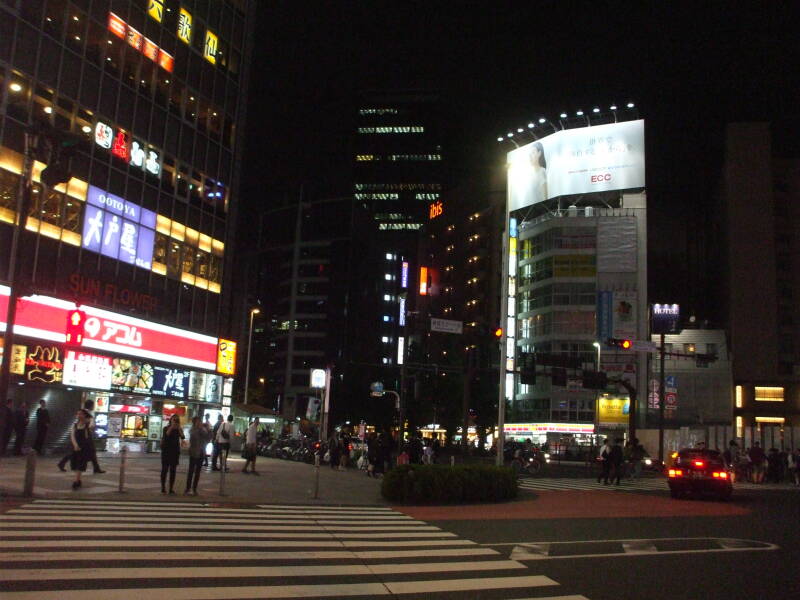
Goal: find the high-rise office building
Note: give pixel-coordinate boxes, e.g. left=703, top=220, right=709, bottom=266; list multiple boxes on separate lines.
left=0, top=0, right=255, bottom=451
left=349, top=91, right=449, bottom=420
left=719, top=122, right=800, bottom=449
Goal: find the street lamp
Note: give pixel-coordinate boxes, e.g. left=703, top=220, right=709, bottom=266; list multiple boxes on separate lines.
left=243, top=308, right=260, bottom=405
left=592, top=341, right=602, bottom=445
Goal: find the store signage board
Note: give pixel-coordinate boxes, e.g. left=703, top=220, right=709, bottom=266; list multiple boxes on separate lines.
left=189, top=371, right=222, bottom=402
left=111, top=358, right=154, bottom=392
left=430, top=318, right=463, bottom=334
left=152, top=366, right=189, bottom=399
left=63, top=350, right=113, bottom=390
left=22, top=344, right=63, bottom=384
left=504, top=422, right=595, bottom=434
left=216, top=339, right=236, bottom=375
left=5, top=293, right=218, bottom=371
left=108, top=12, right=172, bottom=72
left=109, top=404, right=149, bottom=414
left=310, top=368, right=326, bottom=389
left=83, top=186, right=156, bottom=270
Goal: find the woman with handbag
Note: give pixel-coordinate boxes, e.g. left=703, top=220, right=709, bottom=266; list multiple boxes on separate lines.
left=161, top=414, right=184, bottom=494
left=69, top=409, right=94, bottom=490
left=185, top=416, right=210, bottom=495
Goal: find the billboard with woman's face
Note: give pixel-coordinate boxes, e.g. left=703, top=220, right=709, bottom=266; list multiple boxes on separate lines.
left=507, top=119, right=645, bottom=211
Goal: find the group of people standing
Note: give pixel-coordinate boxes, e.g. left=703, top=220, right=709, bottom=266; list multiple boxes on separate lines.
left=1, top=399, right=51, bottom=456
left=725, top=440, right=800, bottom=485
left=597, top=437, right=647, bottom=485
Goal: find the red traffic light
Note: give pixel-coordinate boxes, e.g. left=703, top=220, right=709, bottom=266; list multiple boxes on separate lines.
left=65, top=309, right=87, bottom=347
left=606, top=338, right=633, bottom=349
left=494, top=327, right=503, bottom=338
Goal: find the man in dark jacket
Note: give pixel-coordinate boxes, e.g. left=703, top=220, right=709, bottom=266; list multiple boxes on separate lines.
left=607, top=438, right=625, bottom=485
left=32, top=399, right=51, bottom=454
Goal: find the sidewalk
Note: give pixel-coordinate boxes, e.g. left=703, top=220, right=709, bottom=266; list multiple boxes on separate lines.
left=0, top=452, right=387, bottom=506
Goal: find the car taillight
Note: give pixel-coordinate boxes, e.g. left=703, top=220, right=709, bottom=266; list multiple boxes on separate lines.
left=668, top=469, right=683, bottom=478
left=693, top=461, right=705, bottom=468
left=712, top=471, right=728, bottom=479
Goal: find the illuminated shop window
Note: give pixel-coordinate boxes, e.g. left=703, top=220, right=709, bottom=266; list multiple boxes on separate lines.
left=754, top=386, right=784, bottom=402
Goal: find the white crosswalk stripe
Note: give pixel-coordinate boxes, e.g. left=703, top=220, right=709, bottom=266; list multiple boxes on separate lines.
left=0, top=500, right=590, bottom=599
left=517, top=477, right=800, bottom=492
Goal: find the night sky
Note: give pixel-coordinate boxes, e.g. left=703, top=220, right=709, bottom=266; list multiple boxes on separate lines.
left=241, top=1, right=800, bottom=318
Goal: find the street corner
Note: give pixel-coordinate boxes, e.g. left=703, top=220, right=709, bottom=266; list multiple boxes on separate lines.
left=394, top=489, right=751, bottom=521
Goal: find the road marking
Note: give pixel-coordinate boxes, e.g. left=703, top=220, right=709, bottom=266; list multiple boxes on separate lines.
left=0, top=560, right=524, bottom=581
left=0, top=530, right=456, bottom=539
left=0, top=515, right=422, bottom=526
left=1, top=538, right=476, bottom=549
left=7, top=509, right=412, bottom=520
left=0, top=522, right=441, bottom=532
left=33, top=500, right=394, bottom=511
left=501, top=537, right=778, bottom=560
left=385, top=575, right=557, bottom=594
left=0, top=547, right=500, bottom=562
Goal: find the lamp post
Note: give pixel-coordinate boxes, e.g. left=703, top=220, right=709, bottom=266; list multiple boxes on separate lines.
left=243, top=308, right=259, bottom=405
left=592, top=341, right=602, bottom=445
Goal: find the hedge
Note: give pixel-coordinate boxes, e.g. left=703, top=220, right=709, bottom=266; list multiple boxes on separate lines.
left=381, top=464, right=518, bottom=504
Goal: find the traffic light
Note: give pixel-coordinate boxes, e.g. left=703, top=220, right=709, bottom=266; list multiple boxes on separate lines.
left=493, top=327, right=503, bottom=338
left=65, top=309, right=87, bottom=347
left=606, top=338, right=632, bottom=349
left=520, top=352, right=536, bottom=385
left=40, top=131, right=81, bottom=187
left=551, top=367, right=567, bottom=387
left=582, top=370, right=608, bottom=390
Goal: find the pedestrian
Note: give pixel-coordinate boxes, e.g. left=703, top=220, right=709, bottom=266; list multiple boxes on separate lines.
left=32, top=399, right=51, bottom=455
left=12, top=401, right=29, bottom=455
left=366, top=432, right=377, bottom=477
left=423, top=439, right=434, bottom=465
left=629, top=438, right=645, bottom=479
left=328, top=432, right=340, bottom=469
left=766, top=448, right=782, bottom=483
left=211, top=414, right=223, bottom=470
left=1, top=398, right=14, bottom=455
left=242, top=417, right=260, bottom=475
left=202, top=413, right=212, bottom=466
left=160, top=414, right=184, bottom=494
left=596, top=438, right=611, bottom=484
left=68, top=409, right=94, bottom=490
left=791, top=449, right=800, bottom=487
left=339, top=432, right=350, bottom=471
left=748, top=441, right=766, bottom=483
left=608, top=438, right=624, bottom=485
left=185, top=416, right=210, bottom=495
left=215, top=414, right=233, bottom=471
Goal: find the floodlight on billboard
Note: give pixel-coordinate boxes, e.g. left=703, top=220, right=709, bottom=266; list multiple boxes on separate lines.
left=507, top=119, right=645, bottom=211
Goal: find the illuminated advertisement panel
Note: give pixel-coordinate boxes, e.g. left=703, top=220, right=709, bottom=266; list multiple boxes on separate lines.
left=82, top=186, right=156, bottom=270
left=63, top=350, right=113, bottom=389
left=507, top=120, right=645, bottom=211
left=7, top=294, right=218, bottom=371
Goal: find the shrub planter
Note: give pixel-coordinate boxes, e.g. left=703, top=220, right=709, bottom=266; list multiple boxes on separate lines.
left=381, top=464, right=518, bottom=504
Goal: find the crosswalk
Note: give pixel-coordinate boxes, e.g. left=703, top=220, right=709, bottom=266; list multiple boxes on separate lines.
left=0, top=500, right=590, bottom=599
left=518, top=477, right=800, bottom=492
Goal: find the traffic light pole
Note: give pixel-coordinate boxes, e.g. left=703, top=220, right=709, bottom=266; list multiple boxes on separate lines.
left=657, top=332, right=666, bottom=464
left=0, top=126, right=38, bottom=404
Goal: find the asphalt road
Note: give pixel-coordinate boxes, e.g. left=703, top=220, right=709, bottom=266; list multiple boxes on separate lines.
left=0, top=480, right=797, bottom=599
left=418, top=486, right=800, bottom=600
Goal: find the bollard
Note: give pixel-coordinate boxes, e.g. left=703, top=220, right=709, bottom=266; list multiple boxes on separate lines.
left=118, top=446, right=128, bottom=493
left=23, top=452, right=37, bottom=497
left=218, top=448, right=227, bottom=497
left=312, top=452, right=320, bottom=499
left=450, top=455, right=455, bottom=467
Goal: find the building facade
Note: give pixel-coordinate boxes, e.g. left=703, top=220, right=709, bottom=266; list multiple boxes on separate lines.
left=719, top=122, right=800, bottom=450
left=501, top=114, right=648, bottom=447
left=0, top=0, right=255, bottom=452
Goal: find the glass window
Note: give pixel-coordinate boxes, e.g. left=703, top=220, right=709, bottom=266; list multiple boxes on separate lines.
left=65, top=9, right=86, bottom=54
left=167, top=240, right=182, bottom=277
left=181, top=244, right=194, bottom=274
left=0, top=169, right=19, bottom=213
left=754, top=387, right=784, bottom=402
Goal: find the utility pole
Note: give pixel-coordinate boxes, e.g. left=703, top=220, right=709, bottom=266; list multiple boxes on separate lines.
left=657, top=332, right=666, bottom=463
left=0, top=125, right=40, bottom=404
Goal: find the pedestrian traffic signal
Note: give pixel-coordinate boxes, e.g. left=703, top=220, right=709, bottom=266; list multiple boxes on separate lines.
left=582, top=370, right=608, bottom=390
left=551, top=367, right=567, bottom=387
left=606, top=338, right=632, bottom=349
left=65, top=309, right=87, bottom=347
